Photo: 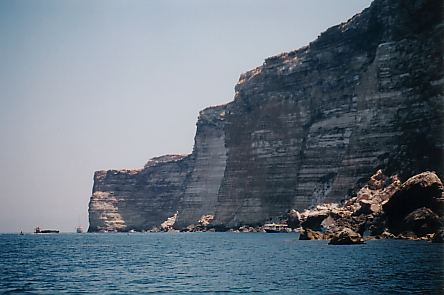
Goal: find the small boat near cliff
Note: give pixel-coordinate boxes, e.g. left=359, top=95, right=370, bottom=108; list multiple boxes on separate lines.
left=76, top=226, right=83, bottom=233
left=34, top=227, right=59, bottom=234
left=263, top=223, right=288, bottom=233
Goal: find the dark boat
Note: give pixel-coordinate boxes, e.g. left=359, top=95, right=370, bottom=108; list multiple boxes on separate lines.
left=34, top=227, right=59, bottom=234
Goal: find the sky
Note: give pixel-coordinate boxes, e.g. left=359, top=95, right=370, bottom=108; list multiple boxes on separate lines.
left=0, top=0, right=373, bottom=233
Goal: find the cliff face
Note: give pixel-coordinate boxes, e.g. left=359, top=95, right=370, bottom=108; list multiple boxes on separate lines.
left=88, top=106, right=227, bottom=232
left=88, top=155, right=192, bottom=232
left=174, top=106, right=227, bottom=228
left=89, top=0, right=443, bottom=231
left=213, top=0, right=443, bottom=226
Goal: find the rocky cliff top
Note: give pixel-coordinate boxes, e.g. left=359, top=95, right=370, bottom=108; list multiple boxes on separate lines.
left=236, top=0, right=442, bottom=100
left=197, top=105, right=226, bottom=128
left=144, top=154, right=188, bottom=168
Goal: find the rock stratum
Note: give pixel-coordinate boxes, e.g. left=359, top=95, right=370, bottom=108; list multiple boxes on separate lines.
left=88, top=0, right=443, bottom=232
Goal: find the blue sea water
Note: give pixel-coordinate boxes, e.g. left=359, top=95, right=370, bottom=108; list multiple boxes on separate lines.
left=0, top=233, right=443, bottom=294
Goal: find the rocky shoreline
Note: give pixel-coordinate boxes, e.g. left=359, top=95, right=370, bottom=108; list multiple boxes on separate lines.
left=289, top=171, right=444, bottom=244
left=139, top=171, right=443, bottom=245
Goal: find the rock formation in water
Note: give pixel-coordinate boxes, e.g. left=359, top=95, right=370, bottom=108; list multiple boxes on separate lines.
left=88, top=0, right=443, bottom=232
left=383, top=172, right=444, bottom=236
left=290, top=171, right=444, bottom=242
left=329, top=228, right=365, bottom=245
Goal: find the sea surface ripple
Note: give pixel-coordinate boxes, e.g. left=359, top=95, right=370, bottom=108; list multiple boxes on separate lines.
left=0, top=233, right=443, bottom=294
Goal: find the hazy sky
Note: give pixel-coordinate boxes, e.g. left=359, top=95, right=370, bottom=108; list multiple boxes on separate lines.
left=0, top=0, right=372, bottom=233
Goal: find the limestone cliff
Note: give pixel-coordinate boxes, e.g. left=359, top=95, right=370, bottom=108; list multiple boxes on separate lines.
left=88, top=106, right=226, bottom=232
left=89, top=0, right=443, bottom=231
left=88, top=155, right=192, bottom=232
left=213, top=0, right=443, bottom=226
left=174, top=106, right=227, bottom=228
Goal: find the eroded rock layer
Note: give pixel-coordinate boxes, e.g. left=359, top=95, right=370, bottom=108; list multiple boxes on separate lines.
left=88, top=155, right=192, bottom=232
left=175, top=106, right=227, bottom=228
left=88, top=106, right=227, bottom=232
left=89, top=0, right=443, bottom=231
left=213, top=0, right=443, bottom=226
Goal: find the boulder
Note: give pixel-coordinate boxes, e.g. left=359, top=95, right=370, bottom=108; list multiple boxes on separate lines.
left=383, top=172, right=444, bottom=234
left=334, top=215, right=367, bottom=236
left=432, top=229, right=444, bottom=243
left=354, top=199, right=381, bottom=216
left=299, top=228, right=324, bottom=240
left=328, top=228, right=365, bottom=245
left=287, top=209, right=302, bottom=229
left=301, top=212, right=329, bottom=231
left=383, top=172, right=443, bottom=216
left=402, top=207, right=442, bottom=237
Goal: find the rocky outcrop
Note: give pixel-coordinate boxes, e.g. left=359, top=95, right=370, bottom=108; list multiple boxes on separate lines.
left=89, top=0, right=443, bottom=231
left=383, top=173, right=444, bottom=216
left=290, top=171, right=444, bottom=242
left=301, top=212, right=329, bottom=232
left=159, top=212, right=178, bottom=231
left=329, top=228, right=365, bottom=245
left=432, top=229, right=444, bottom=243
left=402, top=208, right=441, bottom=237
left=289, top=170, right=398, bottom=235
left=287, top=210, right=302, bottom=229
left=383, top=171, right=444, bottom=236
left=198, top=215, right=215, bottom=227
left=299, top=228, right=324, bottom=241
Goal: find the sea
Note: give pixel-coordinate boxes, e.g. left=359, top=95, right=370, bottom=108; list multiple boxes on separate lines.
left=0, top=233, right=443, bottom=294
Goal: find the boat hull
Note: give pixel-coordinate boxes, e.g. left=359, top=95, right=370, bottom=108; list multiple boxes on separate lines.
left=35, top=229, right=59, bottom=234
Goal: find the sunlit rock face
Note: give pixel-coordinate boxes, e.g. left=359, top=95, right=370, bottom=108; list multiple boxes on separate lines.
left=213, top=0, right=443, bottom=226
left=88, top=106, right=227, bottom=232
left=88, top=155, right=192, bottom=232
left=174, top=106, right=227, bottom=228
left=88, top=0, right=443, bottom=231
